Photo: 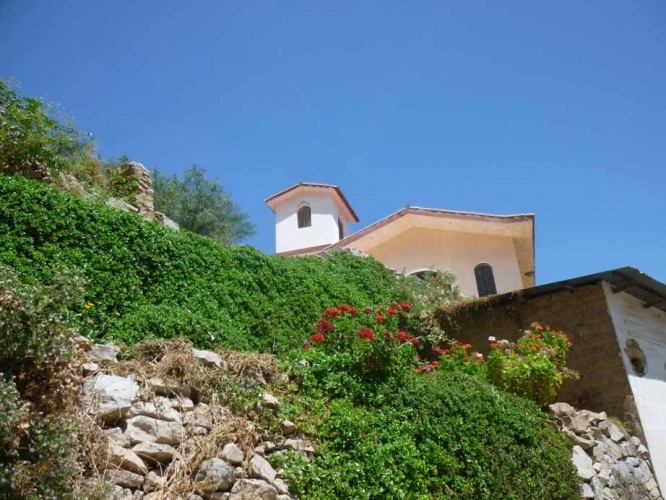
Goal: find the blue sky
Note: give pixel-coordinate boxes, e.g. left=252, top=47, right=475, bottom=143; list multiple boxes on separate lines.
left=2, top=1, right=665, bottom=285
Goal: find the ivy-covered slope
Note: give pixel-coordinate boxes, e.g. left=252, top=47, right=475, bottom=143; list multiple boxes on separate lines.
left=0, top=174, right=400, bottom=355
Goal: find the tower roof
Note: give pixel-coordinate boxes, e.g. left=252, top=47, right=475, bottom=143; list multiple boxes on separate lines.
left=265, top=182, right=359, bottom=223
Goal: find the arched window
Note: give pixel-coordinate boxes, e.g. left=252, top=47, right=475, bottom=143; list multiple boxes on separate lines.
left=474, top=263, right=497, bottom=297
left=297, top=205, right=311, bottom=228
left=338, top=218, right=345, bottom=240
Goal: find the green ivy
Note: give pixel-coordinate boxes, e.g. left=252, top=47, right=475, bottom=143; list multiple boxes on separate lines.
left=0, top=174, right=400, bottom=355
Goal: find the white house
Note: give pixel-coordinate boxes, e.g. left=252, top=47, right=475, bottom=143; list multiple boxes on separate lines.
left=265, top=182, right=535, bottom=297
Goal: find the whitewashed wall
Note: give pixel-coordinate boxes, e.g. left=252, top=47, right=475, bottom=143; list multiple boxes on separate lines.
left=275, top=192, right=348, bottom=253
left=603, top=282, right=666, bottom=491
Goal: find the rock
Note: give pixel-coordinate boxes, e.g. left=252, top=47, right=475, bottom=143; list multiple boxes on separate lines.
left=173, top=397, right=195, bottom=411
left=600, top=436, right=624, bottom=461
left=106, top=427, right=131, bottom=447
left=111, top=485, right=134, bottom=500
left=187, top=425, right=210, bottom=437
left=581, top=483, right=595, bottom=498
left=221, top=443, right=245, bottom=465
left=572, top=445, right=593, bottom=476
left=562, top=415, right=589, bottom=435
left=620, top=440, right=638, bottom=457
left=637, top=444, right=649, bottom=459
left=273, top=478, right=289, bottom=495
left=229, top=479, right=278, bottom=500
left=143, top=471, right=166, bottom=492
left=82, top=374, right=139, bottom=422
left=89, top=343, right=121, bottom=362
left=548, top=402, right=575, bottom=418
left=279, top=420, right=297, bottom=436
left=148, top=377, right=189, bottom=397
left=155, top=211, right=180, bottom=230
left=250, top=455, right=277, bottom=483
left=261, top=393, right=279, bottom=409
left=573, top=434, right=596, bottom=450
left=132, top=442, right=178, bottom=464
left=127, top=399, right=182, bottom=422
left=106, top=197, right=139, bottom=213
left=82, top=362, right=100, bottom=375
left=277, top=496, right=290, bottom=500
left=184, top=411, right=212, bottom=430
left=193, top=348, right=226, bottom=370
left=598, top=421, right=626, bottom=443
left=105, top=469, right=144, bottom=488
left=195, top=458, right=234, bottom=492
left=283, top=439, right=315, bottom=454
left=125, top=416, right=184, bottom=446
left=107, top=442, right=148, bottom=475
left=579, top=409, right=606, bottom=425
left=119, top=162, right=154, bottom=219
left=207, top=493, right=230, bottom=500
left=578, top=467, right=596, bottom=481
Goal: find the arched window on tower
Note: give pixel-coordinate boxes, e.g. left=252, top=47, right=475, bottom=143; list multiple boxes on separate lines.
left=297, top=205, right=311, bottom=228
left=474, top=263, right=497, bottom=297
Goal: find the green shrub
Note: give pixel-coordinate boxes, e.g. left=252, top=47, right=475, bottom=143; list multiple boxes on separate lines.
left=282, top=306, right=580, bottom=499
left=485, top=323, right=577, bottom=406
left=0, top=266, right=102, bottom=499
left=0, top=174, right=400, bottom=355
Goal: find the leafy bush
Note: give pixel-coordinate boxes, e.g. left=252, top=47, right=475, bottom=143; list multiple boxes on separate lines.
left=397, top=270, right=462, bottom=345
left=285, top=313, right=579, bottom=499
left=0, top=80, right=95, bottom=178
left=0, top=266, right=100, bottom=499
left=152, top=165, right=255, bottom=244
left=485, top=323, right=577, bottom=405
left=0, top=174, right=400, bottom=355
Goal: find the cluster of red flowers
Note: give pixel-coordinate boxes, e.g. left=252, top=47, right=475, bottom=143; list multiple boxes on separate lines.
left=338, top=304, right=359, bottom=315
left=376, top=314, right=385, bottom=323
left=324, top=307, right=342, bottom=318
left=316, top=319, right=333, bottom=334
left=310, top=333, right=325, bottom=343
left=357, top=327, right=374, bottom=340
left=393, top=330, right=418, bottom=345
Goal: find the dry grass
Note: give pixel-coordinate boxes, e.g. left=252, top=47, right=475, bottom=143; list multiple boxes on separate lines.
left=220, top=350, right=280, bottom=385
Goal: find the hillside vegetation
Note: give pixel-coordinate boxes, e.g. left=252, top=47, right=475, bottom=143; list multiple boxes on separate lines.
left=0, top=174, right=399, bottom=355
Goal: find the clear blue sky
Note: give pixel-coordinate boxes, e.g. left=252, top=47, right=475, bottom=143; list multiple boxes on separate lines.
left=2, top=1, right=665, bottom=285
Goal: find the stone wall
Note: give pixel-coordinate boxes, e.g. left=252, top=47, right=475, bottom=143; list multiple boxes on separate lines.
left=436, top=284, right=635, bottom=422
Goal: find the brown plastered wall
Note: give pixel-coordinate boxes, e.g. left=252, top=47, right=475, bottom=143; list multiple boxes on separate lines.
left=436, top=284, right=634, bottom=420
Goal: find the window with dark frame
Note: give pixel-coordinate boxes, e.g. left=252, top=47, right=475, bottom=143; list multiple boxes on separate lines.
left=474, top=263, right=497, bottom=297
left=338, top=218, right=344, bottom=240
left=297, top=205, right=312, bottom=228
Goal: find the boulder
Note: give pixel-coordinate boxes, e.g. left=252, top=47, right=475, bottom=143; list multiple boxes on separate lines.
left=279, top=420, right=297, bottom=436
left=548, top=402, right=575, bottom=418
left=221, top=443, right=245, bottom=465
left=193, top=348, right=226, bottom=370
left=107, top=442, right=147, bottom=475
left=250, top=454, right=277, bottom=483
left=261, top=393, right=279, bottom=409
left=89, top=343, right=121, bottom=362
left=229, top=479, right=278, bottom=500
left=132, top=442, right=178, bottom=464
left=106, top=427, right=131, bottom=448
left=82, top=374, right=139, bottom=422
left=194, top=458, right=234, bottom=492
left=105, top=469, right=144, bottom=488
left=143, top=470, right=166, bottom=493
left=283, top=439, right=314, bottom=453
left=125, top=416, right=184, bottom=446
left=127, top=399, right=182, bottom=422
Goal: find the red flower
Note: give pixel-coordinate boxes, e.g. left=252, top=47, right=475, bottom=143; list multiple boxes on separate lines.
left=302, top=342, right=313, bottom=349
left=396, top=331, right=411, bottom=343
left=410, top=337, right=420, bottom=346
left=363, top=307, right=373, bottom=314
left=348, top=307, right=359, bottom=315
left=324, top=308, right=341, bottom=317
left=386, top=308, right=398, bottom=316
left=316, top=319, right=333, bottom=334
left=338, top=304, right=351, bottom=313
left=399, top=302, right=412, bottom=311
left=376, top=314, right=385, bottom=323
left=310, top=333, right=325, bottom=343
left=357, top=327, right=374, bottom=340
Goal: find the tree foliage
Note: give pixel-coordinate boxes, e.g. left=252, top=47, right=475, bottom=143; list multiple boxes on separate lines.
left=0, top=79, right=95, bottom=177
left=152, top=165, right=254, bottom=244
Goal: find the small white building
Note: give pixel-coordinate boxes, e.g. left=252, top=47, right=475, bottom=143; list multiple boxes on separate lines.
left=265, top=182, right=535, bottom=297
